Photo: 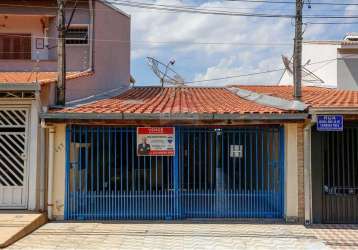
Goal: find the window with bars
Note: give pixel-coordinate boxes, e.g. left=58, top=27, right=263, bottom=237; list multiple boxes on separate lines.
left=0, top=34, right=31, bottom=60
left=65, top=26, right=89, bottom=45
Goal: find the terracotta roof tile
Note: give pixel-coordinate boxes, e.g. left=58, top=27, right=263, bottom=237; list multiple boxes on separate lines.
left=54, top=87, right=286, bottom=115
left=237, top=85, right=358, bottom=108
left=0, top=71, right=93, bottom=85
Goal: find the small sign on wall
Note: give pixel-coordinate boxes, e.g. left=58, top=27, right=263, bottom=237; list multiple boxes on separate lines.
left=230, top=145, right=243, bottom=158
left=317, top=115, right=344, bottom=131
left=137, top=127, right=175, bottom=156
left=36, top=38, right=45, bottom=49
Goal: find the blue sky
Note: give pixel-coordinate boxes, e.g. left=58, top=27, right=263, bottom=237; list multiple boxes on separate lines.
left=115, top=0, right=358, bottom=86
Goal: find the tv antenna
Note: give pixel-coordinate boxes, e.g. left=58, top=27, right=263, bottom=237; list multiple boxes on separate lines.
left=146, top=57, right=185, bottom=87
left=280, top=55, right=324, bottom=85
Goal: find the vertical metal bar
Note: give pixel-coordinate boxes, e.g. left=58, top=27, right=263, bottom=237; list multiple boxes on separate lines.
left=174, top=127, right=180, bottom=218
left=90, top=128, right=94, bottom=219
left=227, top=131, right=231, bottom=216
left=210, top=130, right=213, bottom=217
left=96, top=128, right=99, bottom=219
left=237, top=130, right=240, bottom=218
left=199, top=132, right=201, bottom=192
left=280, top=126, right=285, bottom=217
left=250, top=131, right=253, bottom=218
left=261, top=129, right=264, bottom=217
left=194, top=130, right=196, bottom=193
left=64, top=127, right=71, bottom=219
left=265, top=128, right=269, bottom=218
left=244, top=130, right=247, bottom=217
left=108, top=128, right=112, bottom=218
left=79, top=127, right=83, bottom=218
left=255, top=129, right=258, bottom=217
left=221, top=129, right=224, bottom=217
left=273, top=128, right=277, bottom=218
left=85, top=128, right=89, bottom=219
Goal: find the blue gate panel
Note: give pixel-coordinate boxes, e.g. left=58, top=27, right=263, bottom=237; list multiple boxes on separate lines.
left=179, top=127, right=283, bottom=219
left=65, top=127, right=178, bottom=220
left=65, top=126, right=284, bottom=220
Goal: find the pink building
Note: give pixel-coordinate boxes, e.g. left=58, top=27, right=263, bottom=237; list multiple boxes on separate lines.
left=0, top=0, right=130, bottom=211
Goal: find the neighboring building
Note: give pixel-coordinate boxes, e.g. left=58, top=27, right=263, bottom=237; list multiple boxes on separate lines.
left=0, top=0, right=130, bottom=211
left=279, top=34, right=358, bottom=90
left=239, top=85, right=358, bottom=224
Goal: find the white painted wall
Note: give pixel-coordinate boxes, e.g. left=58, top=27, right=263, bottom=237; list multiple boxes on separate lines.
left=0, top=14, right=51, bottom=60
left=279, top=41, right=339, bottom=87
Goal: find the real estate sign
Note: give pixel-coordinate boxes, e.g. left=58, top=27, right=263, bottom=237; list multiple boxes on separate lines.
left=137, top=127, right=175, bottom=156
left=317, top=115, right=344, bottom=131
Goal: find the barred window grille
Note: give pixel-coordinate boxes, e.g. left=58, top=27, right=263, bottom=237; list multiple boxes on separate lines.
left=65, top=27, right=88, bottom=45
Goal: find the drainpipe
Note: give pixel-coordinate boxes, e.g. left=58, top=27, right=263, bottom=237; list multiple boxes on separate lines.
left=47, top=127, right=56, bottom=220
left=89, top=0, right=94, bottom=71
left=304, top=121, right=314, bottom=224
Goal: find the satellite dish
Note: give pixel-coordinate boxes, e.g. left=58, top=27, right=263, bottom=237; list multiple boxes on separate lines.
left=146, top=57, right=185, bottom=87
left=282, top=55, right=325, bottom=84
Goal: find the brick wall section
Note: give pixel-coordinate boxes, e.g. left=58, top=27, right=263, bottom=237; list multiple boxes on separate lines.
left=297, top=124, right=305, bottom=223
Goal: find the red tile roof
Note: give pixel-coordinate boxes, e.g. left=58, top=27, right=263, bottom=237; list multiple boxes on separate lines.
left=237, top=85, right=358, bottom=108
left=54, top=87, right=286, bottom=114
left=0, top=71, right=93, bottom=85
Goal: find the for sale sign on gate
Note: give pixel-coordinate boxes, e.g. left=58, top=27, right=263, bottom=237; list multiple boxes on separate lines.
left=137, top=127, right=175, bottom=156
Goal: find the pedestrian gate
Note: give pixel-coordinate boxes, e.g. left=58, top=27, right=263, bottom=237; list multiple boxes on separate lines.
left=65, top=126, right=284, bottom=220
left=0, top=108, right=29, bottom=208
left=312, top=125, right=358, bottom=223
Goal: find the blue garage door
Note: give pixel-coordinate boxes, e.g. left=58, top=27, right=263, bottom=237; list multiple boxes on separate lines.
left=65, top=126, right=284, bottom=220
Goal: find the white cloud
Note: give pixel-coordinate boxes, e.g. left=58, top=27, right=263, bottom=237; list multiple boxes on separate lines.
left=117, top=0, right=354, bottom=85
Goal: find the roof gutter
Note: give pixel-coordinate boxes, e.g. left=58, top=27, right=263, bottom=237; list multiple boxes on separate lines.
left=0, top=83, right=40, bottom=91
left=40, top=112, right=308, bottom=121
left=228, top=87, right=308, bottom=111
left=309, top=107, right=358, bottom=114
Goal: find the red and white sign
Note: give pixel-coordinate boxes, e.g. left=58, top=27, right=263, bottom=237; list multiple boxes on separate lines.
left=137, top=127, right=175, bottom=156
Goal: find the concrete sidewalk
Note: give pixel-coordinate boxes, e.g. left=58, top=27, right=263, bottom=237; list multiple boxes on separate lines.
left=0, top=211, right=47, bottom=248
left=8, top=222, right=330, bottom=250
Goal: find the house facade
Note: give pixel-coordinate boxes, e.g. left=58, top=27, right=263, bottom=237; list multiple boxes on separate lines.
left=0, top=0, right=130, bottom=211
left=39, top=85, right=358, bottom=224
left=41, top=86, right=308, bottom=221
left=279, top=34, right=358, bottom=90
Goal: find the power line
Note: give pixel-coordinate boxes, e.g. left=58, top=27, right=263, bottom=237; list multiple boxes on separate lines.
left=223, top=0, right=358, bottom=6
left=104, top=0, right=358, bottom=19
left=3, top=1, right=358, bottom=19
left=307, top=21, right=358, bottom=25
left=0, top=33, right=294, bottom=47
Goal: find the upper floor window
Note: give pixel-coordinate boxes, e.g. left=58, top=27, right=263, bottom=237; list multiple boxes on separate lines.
left=65, top=26, right=89, bottom=45
left=0, top=34, right=31, bottom=60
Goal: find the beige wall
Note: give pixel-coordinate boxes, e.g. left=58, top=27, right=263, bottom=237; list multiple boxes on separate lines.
left=285, top=123, right=299, bottom=222
left=52, top=124, right=66, bottom=220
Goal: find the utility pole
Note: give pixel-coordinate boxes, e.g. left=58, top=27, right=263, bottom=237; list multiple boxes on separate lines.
left=293, top=0, right=303, bottom=100
left=56, top=0, right=66, bottom=106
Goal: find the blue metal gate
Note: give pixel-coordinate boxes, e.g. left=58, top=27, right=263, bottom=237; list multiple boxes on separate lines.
left=65, top=126, right=284, bottom=220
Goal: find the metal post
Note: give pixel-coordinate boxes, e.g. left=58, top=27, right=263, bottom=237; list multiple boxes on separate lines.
left=293, top=0, right=303, bottom=100
left=57, top=0, right=66, bottom=106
